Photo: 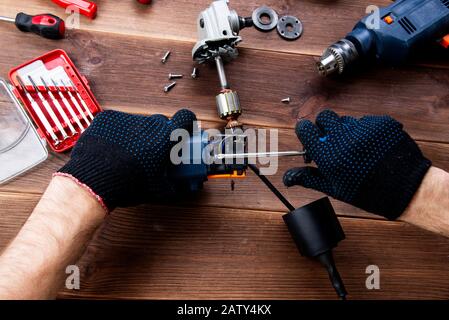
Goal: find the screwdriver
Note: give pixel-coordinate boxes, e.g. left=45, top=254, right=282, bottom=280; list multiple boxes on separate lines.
left=215, top=151, right=306, bottom=160
left=0, top=12, right=65, bottom=39
left=16, top=76, right=61, bottom=146
left=60, top=79, right=91, bottom=125
left=28, top=76, right=69, bottom=140
left=40, top=77, right=77, bottom=136
left=67, top=78, right=94, bottom=121
left=51, top=79, right=85, bottom=133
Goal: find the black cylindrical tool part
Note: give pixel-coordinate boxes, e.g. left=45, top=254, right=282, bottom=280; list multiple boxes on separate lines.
left=282, top=197, right=345, bottom=257
left=283, top=197, right=347, bottom=299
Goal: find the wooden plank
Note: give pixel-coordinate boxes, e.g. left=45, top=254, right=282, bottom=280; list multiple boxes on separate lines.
left=0, top=27, right=448, bottom=143
left=2, top=0, right=447, bottom=69
left=0, top=192, right=448, bottom=300
left=0, top=119, right=447, bottom=219
left=3, top=0, right=449, bottom=76
left=0, top=0, right=391, bottom=56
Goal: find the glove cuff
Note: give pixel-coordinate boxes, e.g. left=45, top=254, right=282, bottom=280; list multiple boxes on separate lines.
left=57, top=136, right=146, bottom=210
left=354, top=137, right=431, bottom=220
left=53, top=172, right=109, bottom=213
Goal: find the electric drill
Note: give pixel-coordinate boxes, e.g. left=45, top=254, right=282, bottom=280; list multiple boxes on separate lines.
left=317, top=0, right=449, bottom=76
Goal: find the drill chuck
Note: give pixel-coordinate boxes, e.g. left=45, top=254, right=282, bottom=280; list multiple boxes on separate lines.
left=317, top=0, right=449, bottom=77
left=317, top=39, right=359, bottom=76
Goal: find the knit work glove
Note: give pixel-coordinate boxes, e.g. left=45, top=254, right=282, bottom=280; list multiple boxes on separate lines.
left=283, top=110, right=431, bottom=220
left=56, top=109, right=197, bottom=212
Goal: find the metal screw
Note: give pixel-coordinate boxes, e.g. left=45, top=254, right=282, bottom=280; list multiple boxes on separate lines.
left=281, top=97, right=291, bottom=104
left=168, top=73, right=183, bottom=80
left=191, top=67, right=198, bottom=79
left=161, top=51, right=171, bottom=64
left=164, top=81, right=177, bottom=93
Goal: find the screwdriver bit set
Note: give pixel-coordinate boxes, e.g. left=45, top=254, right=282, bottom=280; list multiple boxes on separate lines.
left=7, top=49, right=101, bottom=152
left=0, top=49, right=101, bottom=184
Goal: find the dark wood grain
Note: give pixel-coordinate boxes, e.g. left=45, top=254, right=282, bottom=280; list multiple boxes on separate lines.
left=0, top=0, right=392, bottom=56
left=2, top=0, right=448, bottom=69
left=1, top=192, right=448, bottom=300
left=0, top=27, right=448, bottom=143
left=0, top=0, right=448, bottom=301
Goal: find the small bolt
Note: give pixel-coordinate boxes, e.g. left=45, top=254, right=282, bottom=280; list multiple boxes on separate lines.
left=191, top=67, right=198, bottom=79
left=161, top=51, right=171, bottom=64
left=168, top=73, right=183, bottom=80
left=281, top=97, right=291, bottom=104
left=164, top=81, right=177, bottom=93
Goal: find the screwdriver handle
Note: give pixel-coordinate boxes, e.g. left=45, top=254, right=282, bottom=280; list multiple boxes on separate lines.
left=15, top=13, right=65, bottom=39
left=51, top=0, right=97, bottom=19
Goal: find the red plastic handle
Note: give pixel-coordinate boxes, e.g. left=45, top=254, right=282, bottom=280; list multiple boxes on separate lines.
left=51, top=0, right=97, bottom=19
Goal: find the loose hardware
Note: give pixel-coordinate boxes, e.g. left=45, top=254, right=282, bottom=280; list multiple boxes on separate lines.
left=277, top=15, right=303, bottom=40
left=252, top=6, right=278, bottom=32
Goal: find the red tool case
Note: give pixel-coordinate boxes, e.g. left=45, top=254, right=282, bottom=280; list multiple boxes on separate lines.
left=8, top=49, right=101, bottom=152
left=51, top=0, right=98, bottom=19
left=0, top=49, right=101, bottom=184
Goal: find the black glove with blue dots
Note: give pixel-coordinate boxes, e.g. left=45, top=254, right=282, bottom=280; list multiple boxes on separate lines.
left=283, top=110, right=431, bottom=220
left=58, top=109, right=197, bottom=211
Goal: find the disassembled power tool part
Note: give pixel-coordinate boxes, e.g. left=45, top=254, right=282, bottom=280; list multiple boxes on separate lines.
left=252, top=6, right=278, bottom=32
left=277, top=16, right=303, bottom=41
left=192, top=0, right=252, bottom=129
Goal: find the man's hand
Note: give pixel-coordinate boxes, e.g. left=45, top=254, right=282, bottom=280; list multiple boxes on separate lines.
left=0, top=176, right=106, bottom=299
left=56, top=109, right=197, bottom=212
left=283, top=110, right=431, bottom=220
left=0, top=109, right=197, bottom=299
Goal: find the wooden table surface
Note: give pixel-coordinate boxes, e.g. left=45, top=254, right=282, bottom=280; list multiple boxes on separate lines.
left=0, top=0, right=449, bottom=300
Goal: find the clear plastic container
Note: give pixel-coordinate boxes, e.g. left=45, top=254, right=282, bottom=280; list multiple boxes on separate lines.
left=0, top=78, right=48, bottom=184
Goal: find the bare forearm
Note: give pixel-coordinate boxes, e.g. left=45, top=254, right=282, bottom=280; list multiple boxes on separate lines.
left=401, top=167, right=449, bottom=237
left=0, top=176, right=105, bottom=299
